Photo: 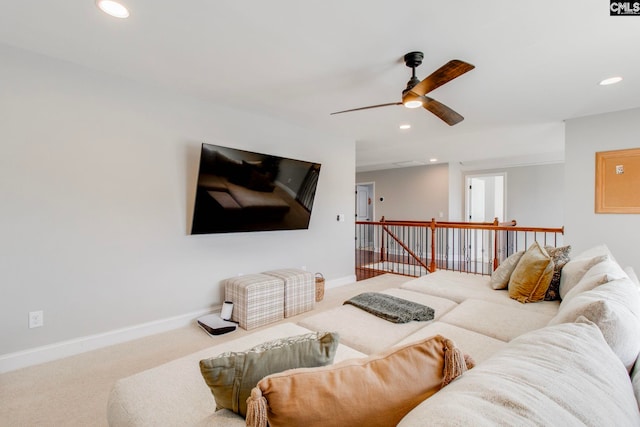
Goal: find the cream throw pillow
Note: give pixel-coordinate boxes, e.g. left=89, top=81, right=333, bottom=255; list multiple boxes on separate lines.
left=246, top=335, right=472, bottom=427
left=490, top=251, right=524, bottom=290
left=508, top=242, right=554, bottom=303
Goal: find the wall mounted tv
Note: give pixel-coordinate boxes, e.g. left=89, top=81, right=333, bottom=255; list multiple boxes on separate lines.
left=191, top=143, right=321, bottom=234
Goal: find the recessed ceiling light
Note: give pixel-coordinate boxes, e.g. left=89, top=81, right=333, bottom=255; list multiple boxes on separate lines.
left=429, top=158, right=438, bottom=162
left=399, top=124, right=411, bottom=130
left=599, top=76, right=623, bottom=86
left=393, top=160, right=425, bottom=167
left=96, top=0, right=130, bottom=18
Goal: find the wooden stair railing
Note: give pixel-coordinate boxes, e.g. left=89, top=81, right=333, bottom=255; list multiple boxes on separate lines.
left=356, top=217, right=564, bottom=280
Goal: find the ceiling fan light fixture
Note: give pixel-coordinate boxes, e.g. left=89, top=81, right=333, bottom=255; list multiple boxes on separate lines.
left=599, top=76, right=622, bottom=86
left=96, top=0, right=130, bottom=18
left=402, top=91, right=423, bottom=109
left=404, top=100, right=423, bottom=109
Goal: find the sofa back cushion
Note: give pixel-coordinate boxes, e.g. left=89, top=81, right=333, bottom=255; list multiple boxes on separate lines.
left=549, top=277, right=640, bottom=372
left=561, top=258, right=628, bottom=306
left=558, top=244, right=615, bottom=299
left=397, top=320, right=640, bottom=427
left=508, top=242, right=554, bottom=303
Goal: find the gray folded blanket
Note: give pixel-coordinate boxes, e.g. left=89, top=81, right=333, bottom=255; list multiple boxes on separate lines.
left=344, top=292, right=435, bottom=324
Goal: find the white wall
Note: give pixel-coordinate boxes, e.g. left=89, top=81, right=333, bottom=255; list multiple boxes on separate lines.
left=463, top=164, right=565, bottom=228
left=356, top=164, right=450, bottom=222
left=448, top=161, right=463, bottom=221
left=356, top=162, right=565, bottom=229
left=565, top=108, right=640, bottom=274
left=0, top=44, right=355, bottom=361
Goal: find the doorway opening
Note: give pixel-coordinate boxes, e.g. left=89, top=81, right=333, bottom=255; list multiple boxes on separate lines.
left=465, top=173, right=506, bottom=223
left=355, top=182, right=374, bottom=248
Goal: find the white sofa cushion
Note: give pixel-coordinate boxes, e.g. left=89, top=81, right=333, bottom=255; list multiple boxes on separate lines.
left=439, top=299, right=554, bottom=342
left=394, top=321, right=508, bottom=364
left=559, top=244, right=615, bottom=299
left=549, top=277, right=640, bottom=372
left=401, top=270, right=560, bottom=316
left=561, top=258, right=628, bottom=306
left=107, top=323, right=365, bottom=427
left=298, top=288, right=457, bottom=354
left=398, top=320, right=640, bottom=427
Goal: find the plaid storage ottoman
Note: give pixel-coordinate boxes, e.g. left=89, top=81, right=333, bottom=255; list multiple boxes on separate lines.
left=223, top=274, right=284, bottom=330
left=263, top=268, right=315, bottom=317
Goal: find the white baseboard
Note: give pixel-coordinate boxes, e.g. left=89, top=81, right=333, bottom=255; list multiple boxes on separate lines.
left=0, top=307, right=215, bottom=374
left=0, top=274, right=358, bottom=374
left=326, top=274, right=357, bottom=289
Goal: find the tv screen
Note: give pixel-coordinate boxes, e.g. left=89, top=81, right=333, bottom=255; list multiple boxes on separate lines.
left=191, top=143, right=321, bottom=234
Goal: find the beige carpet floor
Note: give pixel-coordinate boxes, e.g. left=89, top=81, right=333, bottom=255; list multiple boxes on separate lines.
left=0, top=273, right=407, bottom=426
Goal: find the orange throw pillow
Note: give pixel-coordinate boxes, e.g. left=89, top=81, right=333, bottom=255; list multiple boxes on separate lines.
left=246, top=335, right=473, bottom=427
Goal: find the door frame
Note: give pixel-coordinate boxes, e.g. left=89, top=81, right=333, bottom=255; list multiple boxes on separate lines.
left=355, top=182, right=375, bottom=222
left=464, top=172, right=507, bottom=223
left=355, top=182, right=375, bottom=249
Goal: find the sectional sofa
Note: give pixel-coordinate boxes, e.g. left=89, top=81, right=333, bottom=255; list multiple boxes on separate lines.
left=107, top=244, right=640, bottom=426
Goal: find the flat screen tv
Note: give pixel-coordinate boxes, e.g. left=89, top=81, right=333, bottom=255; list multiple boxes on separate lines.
left=191, top=143, right=321, bottom=234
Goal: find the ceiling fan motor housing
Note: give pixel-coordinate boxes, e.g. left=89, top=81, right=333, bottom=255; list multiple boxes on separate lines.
left=403, top=51, right=424, bottom=93
left=403, top=51, right=424, bottom=68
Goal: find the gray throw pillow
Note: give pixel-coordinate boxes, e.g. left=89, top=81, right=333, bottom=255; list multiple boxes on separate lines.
left=544, top=245, right=572, bottom=301
left=199, top=331, right=339, bottom=417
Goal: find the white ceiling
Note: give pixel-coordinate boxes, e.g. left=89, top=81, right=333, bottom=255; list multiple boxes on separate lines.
left=1, top=1, right=639, bottom=172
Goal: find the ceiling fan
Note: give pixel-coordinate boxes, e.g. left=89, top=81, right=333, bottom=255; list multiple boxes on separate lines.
left=330, top=51, right=475, bottom=126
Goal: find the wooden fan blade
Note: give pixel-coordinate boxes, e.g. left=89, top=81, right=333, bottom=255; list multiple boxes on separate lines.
left=421, top=96, right=464, bottom=126
left=330, top=102, right=402, bottom=115
left=407, top=60, right=475, bottom=98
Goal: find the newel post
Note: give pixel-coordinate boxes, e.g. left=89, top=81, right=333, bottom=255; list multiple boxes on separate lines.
left=429, top=218, right=437, bottom=273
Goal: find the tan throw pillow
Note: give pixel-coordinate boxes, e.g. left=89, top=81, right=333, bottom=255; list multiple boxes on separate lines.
left=543, top=245, right=572, bottom=300
left=246, top=335, right=473, bottom=427
left=508, top=242, right=554, bottom=303
left=490, top=251, right=525, bottom=290
left=199, top=331, right=339, bottom=418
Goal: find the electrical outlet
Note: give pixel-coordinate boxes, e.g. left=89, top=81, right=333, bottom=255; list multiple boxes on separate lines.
left=29, top=311, right=43, bottom=328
